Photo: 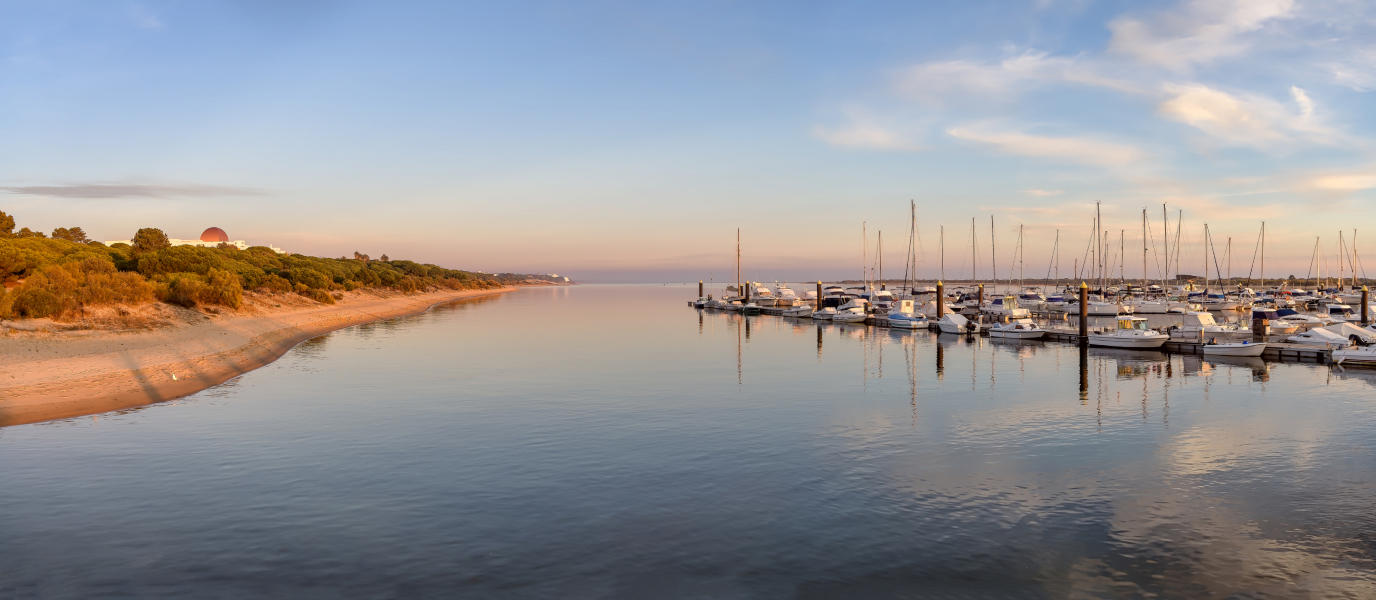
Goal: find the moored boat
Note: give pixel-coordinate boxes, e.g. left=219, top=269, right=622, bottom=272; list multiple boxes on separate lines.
left=1088, top=316, right=1168, bottom=349
left=1201, top=341, right=1267, bottom=357
left=988, top=318, right=1046, bottom=339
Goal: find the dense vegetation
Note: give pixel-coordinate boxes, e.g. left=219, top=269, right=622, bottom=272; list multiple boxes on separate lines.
left=0, top=210, right=501, bottom=320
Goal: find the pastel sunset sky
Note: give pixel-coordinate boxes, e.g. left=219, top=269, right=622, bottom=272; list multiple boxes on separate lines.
left=3, top=0, right=1374, bottom=282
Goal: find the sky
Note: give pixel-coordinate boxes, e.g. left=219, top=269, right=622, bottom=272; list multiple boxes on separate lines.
left=2, top=0, right=1375, bottom=283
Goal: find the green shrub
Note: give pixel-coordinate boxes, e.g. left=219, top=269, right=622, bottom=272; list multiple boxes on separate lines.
left=203, top=268, right=243, bottom=308
left=0, top=288, right=13, bottom=318
left=12, top=287, right=60, bottom=318
left=258, top=273, right=292, bottom=293
left=285, top=267, right=330, bottom=290
left=299, top=288, right=336, bottom=304
left=157, top=275, right=208, bottom=308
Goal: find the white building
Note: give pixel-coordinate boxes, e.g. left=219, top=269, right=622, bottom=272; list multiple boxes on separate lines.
left=106, top=227, right=286, bottom=254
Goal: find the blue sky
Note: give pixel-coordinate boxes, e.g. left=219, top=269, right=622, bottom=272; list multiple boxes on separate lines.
left=2, top=0, right=1374, bottom=282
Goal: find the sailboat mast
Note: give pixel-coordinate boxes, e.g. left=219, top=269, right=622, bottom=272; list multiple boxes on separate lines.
left=1162, top=204, right=1169, bottom=292
left=1261, top=222, right=1265, bottom=291
left=1227, top=236, right=1232, bottom=290
left=1142, top=209, right=1147, bottom=290
left=991, top=215, right=997, bottom=293
left=736, top=228, right=740, bottom=296
left=1055, top=230, right=1060, bottom=288
left=1119, top=229, right=1125, bottom=286
left=1203, top=224, right=1209, bottom=294
left=971, top=217, right=977, bottom=284
left=1019, top=224, right=1024, bottom=291
left=940, top=225, right=945, bottom=281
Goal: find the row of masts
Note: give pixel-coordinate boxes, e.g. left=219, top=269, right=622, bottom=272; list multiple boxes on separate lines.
left=728, top=205, right=1367, bottom=293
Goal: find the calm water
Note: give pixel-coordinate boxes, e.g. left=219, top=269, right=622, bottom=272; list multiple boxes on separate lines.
left=3, top=285, right=1376, bottom=599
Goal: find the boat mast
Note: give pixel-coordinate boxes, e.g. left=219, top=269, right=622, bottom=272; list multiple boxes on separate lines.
left=971, top=217, right=977, bottom=285
left=940, top=225, right=945, bottom=281
left=736, top=228, right=740, bottom=297
left=990, top=215, right=997, bottom=294
left=1019, top=224, right=1025, bottom=292
left=862, top=222, right=867, bottom=292
left=1142, top=209, right=1147, bottom=291
left=1203, top=223, right=1209, bottom=294
left=1095, top=201, right=1101, bottom=296
left=1260, top=222, right=1265, bottom=292
left=1119, top=229, right=1125, bottom=287
left=1162, top=204, right=1169, bottom=292
left=1227, top=236, right=1232, bottom=291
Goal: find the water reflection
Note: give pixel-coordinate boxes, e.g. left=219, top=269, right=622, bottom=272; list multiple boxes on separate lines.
left=4, top=286, right=1372, bottom=598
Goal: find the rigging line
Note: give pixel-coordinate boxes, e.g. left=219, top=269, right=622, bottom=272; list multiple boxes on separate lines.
left=1355, top=230, right=1368, bottom=281
left=1206, top=227, right=1226, bottom=290
left=1044, top=230, right=1059, bottom=282
left=1244, top=226, right=1262, bottom=284
left=1305, top=237, right=1318, bottom=285
left=1144, top=211, right=1165, bottom=282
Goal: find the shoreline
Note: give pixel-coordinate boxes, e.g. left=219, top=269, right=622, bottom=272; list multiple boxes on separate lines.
left=0, top=286, right=518, bottom=428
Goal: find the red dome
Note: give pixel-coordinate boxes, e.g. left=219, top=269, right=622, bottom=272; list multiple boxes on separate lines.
left=200, top=227, right=229, bottom=242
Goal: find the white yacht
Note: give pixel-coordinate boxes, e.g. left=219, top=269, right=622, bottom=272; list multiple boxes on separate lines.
left=832, top=307, right=867, bottom=323
left=812, top=307, right=837, bottom=321
left=984, top=296, right=1031, bottom=318
left=1324, top=304, right=1357, bottom=322
left=1088, top=316, right=1168, bottom=349
left=750, top=283, right=776, bottom=307
left=989, top=318, right=1046, bottom=339
left=781, top=304, right=813, bottom=318
left=774, top=284, right=800, bottom=307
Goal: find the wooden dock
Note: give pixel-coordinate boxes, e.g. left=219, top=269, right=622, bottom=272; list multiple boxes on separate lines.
left=691, top=301, right=1336, bottom=364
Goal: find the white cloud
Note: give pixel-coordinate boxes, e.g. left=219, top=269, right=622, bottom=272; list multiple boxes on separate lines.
left=1157, top=83, right=1340, bottom=147
left=812, top=120, right=919, bottom=151
left=948, top=126, right=1145, bottom=166
left=1310, top=171, right=1376, bottom=191
left=1108, top=0, right=1295, bottom=70
left=1023, top=189, right=1063, bottom=196
left=893, top=51, right=1140, bottom=105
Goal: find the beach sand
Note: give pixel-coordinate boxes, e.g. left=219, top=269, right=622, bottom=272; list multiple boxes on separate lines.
left=0, top=286, right=517, bottom=427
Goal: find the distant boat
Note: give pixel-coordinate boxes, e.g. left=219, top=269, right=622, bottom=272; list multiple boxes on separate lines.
left=887, top=311, right=929, bottom=329
left=832, top=307, right=867, bottom=322
left=781, top=304, right=814, bottom=318
left=1333, top=345, right=1376, bottom=366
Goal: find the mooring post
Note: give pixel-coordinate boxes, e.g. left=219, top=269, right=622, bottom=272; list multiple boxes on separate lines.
left=698, top=280, right=703, bottom=298
left=1079, top=281, right=1089, bottom=346
left=1363, top=285, right=1370, bottom=324
left=936, top=281, right=945, bottom=318
left=744, top=282, right=750, bottom=304
left=977, top=284, right=984, bottom=307
left=816, top=281, right=822, bottom=308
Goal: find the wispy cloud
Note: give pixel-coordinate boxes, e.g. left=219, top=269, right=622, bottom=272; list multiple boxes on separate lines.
left=812, top=115, right=921, bottom=150
left=1107, top=0, right=1295, bottom=70
left=1022, top=189, right=1063, bottom=196
left=893, top=51, right=1141, bottom=106
left=948, top=126, right=1145, bottom=166
left=0, top=183, right=261, bottom=198
left=1157, top=83, right=1342, bottom=148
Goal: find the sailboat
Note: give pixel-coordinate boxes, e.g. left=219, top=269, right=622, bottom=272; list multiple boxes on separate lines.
left=888, top=201, right=930, bottom=329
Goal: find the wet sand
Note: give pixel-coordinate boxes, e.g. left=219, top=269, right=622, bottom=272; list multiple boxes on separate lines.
left=0, top=287, right=517, bottom=427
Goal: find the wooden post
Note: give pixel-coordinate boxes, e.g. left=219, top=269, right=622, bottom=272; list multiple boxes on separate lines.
left=816, top=281, right=822, bottom=308
left=698, top=280, right=703, bottom=297
left=977, top=284, right=984, bottom=307
left=1079, top=281, right=1089, bottom=345
left=936, top=280, right=945, bottom=318
left=744, top=282, right=750, bottom=304
left=1364, top=286, right=1370, bottom=325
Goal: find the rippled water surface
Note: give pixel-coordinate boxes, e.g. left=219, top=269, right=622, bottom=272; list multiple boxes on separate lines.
left=4, top=285, right=1376, bottom=598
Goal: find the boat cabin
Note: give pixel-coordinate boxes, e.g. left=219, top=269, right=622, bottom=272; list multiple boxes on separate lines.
left=1117, top=317, right=1152, bottom=331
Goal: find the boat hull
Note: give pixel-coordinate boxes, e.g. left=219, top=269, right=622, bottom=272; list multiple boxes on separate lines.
left=989, top=330, right=1046, bottom=339
left=1088, top=335, right=1168, bottom=349
left=1202, top=343, right=1267, bottom=357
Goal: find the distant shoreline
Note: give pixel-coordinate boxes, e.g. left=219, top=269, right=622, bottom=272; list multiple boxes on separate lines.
left=0, top=286, right=518, bottom=428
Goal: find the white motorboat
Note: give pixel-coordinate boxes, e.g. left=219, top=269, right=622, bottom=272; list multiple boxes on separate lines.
left=868, top=288, right=896, bottom=312
left=722, top=300, right=743, bottom=311
left=937, top=313, right=984, bottom=334
left=1322, top=323, right=1376, bottom=345
left=1333, top=345, right=1376, bottom=366
left=1277, top=313, right=1330, bottom=328
left=1088, top=316, right=1168, bottom=349
left=1287, top=328, right=1348, bottom=348
left=1201, top=341, right=1267, bottom=357
left=988, top=318, right=1046, bottom=339
left=749, top=283, right=776, bottom=307
left=693, top=296, right=708, bottom=308
left=832, top=307, right=867, bottom=323
left=887, top=311, right=929, bottom=329
left=781, top=304, right=814, bottom=318
left=812, top=307, right=837, bottom=320
left=740, top=302, right=762, bottom=315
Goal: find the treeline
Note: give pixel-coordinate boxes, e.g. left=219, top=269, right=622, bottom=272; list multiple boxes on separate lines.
left=0, top=210, right=501, bottom=320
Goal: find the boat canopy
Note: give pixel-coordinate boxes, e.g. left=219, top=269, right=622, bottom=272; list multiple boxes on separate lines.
left=1183, top=312, right=1218, bottom=326
left=1322, top=323, right=1375, bottom=344
left=1275, top=308, right=1300, bottom=317
left=1252, top=310, right=1281, bottom=320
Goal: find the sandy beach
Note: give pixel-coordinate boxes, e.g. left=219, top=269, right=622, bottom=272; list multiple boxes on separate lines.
left=0, top=286, right=517, bottom=427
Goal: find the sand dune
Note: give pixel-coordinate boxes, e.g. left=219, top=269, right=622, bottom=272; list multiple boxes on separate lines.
left=0, top=286, right=516, bottom=427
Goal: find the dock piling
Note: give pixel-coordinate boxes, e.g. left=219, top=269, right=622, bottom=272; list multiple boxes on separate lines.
left=698, top=280, right=703, bottom=298
left=816, top=281, right=822, bottom=308
left=936, top=281, right=944, bottom=318
left=1364, top=286, right=1370, bottom=325
left=1078, top=281, right=1088, bottom=345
